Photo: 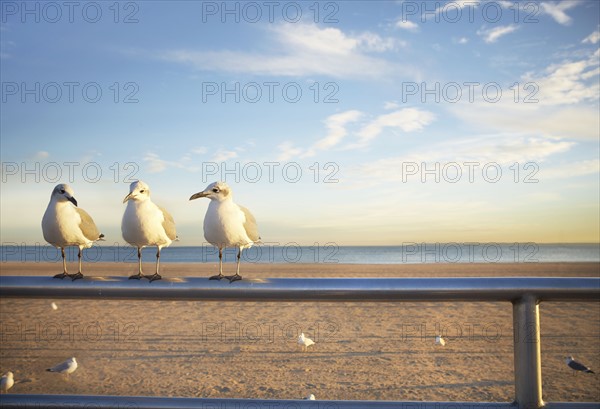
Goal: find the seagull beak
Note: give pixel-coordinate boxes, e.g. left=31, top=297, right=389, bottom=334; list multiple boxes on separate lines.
left=189, top=191, right=208, bottom=200
left=123, top=193, right=133, bottom=203
left=67, top=195, right=78, bottom=207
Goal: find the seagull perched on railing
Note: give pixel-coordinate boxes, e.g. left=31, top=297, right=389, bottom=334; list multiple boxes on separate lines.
left=122, top=181, right=177, bottom=282
left=435, top=335, right=446, bottom=346
left=566, top=356, right=595, bottom=374
left=190, top=181, right=260, bottom=283
left=42, top=184, right=104, bottom=280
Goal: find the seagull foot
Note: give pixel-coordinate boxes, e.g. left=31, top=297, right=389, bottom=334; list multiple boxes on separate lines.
left=144, top=273, right=162, bottom=282
left=53, top=273, right=68, bottom=279
left=225, top=274, right=242, bottom=283
left=129, top=273, right=143, bottom=280
left=68, top=272, right=84, bottom=281
left=209, top=274, right=224, bottom=280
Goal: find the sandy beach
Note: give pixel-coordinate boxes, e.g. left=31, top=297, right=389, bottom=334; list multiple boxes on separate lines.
left=0, top=262, right=598, bottom=402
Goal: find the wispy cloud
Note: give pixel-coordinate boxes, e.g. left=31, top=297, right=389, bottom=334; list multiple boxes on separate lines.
left=540, top=1, right=582, bottom=25
left=477, top=25, right=519, bottom=43
left=541, top=159, right=600, bottom=179
left=212, top=149, right=238, bottom=162
left=582, top=29, right=600, bottom=44
left=160, top=23, right=408, bottom=79
left=395, top=19, right=418, bottom=32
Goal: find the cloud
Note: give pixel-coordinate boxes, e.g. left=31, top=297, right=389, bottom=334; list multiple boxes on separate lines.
left=582, top=29, right=600, bottom=44
left=477, top=25, right=519, bottom=43
left=211, top=149, right=238, bottom=162
left=159, top=23, right=409, bottom=79
left=34, top=151, right=49, bottom=160
left=144, top=153, right=168, bottom=173
left=277, top=107, right=436, bottom=159
left=541, top=159, right=600, bottom=179
left=539, top=1, right=581, bottom=25
left=453, top=37, right=469, bottom=45
left=395, top=20, right=418, bottom=32
left=356, top=133, right=574, bottom=183
left=353, top=108, right=435, bottom=148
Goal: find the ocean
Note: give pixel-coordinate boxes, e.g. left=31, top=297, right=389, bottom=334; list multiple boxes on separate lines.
left=1, top=243, right=598, bottom=264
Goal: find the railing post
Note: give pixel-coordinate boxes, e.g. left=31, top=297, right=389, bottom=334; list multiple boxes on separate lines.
left=513, top=294, right=544, bottom=409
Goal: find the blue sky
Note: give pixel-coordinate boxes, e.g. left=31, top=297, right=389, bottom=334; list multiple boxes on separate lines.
left=1, top=0, right=599, bottom=245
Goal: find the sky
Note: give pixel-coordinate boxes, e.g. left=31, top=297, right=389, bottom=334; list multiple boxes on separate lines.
left=1, top=0, right=599, bottom=246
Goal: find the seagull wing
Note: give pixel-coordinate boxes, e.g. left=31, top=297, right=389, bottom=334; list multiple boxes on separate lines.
left=48, top=359, right=71, bottom=372
left=569, top=360, right=591, bottom=371
left=159, top=206, right=177, bottom=241
left=76, top=208, right=102, bottom=241
left=240, top=205, right=260, bottom=242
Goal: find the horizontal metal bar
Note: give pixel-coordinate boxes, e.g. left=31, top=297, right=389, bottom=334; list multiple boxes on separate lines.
left=0, top=276, right=599, bottom=302
left=1, top=395, right=598, bottom=409
left=0, top=395, right=518, bottom=409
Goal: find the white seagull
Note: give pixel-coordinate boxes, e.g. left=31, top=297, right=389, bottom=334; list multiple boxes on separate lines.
left=0, top=371, right=14, bottom=393
left=42, top=183, right=104, bottom=280
left=435, top=335, right=446, bottom=346
left=298, top=333, right=315, bottom=352
left=566, top=356, right=595, bottom=374
left=189, top=181, right=260, bottom=283
left=305, top=393, right=316, bottom=400
left=122, top=181, right=177, bottom=282
left=47, top=357, right=78, bottom=376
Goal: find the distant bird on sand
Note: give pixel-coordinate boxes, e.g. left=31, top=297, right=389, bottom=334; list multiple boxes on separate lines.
left=1, top=371, right=14, bottom=393
left=122, top=181, right=177, bottom=282
left=435, top=335, right=446, bottom=346
left=566, top=356, right=595, bottom=374
left=42, top=184, right=104, bottom=280
left=305, top=393, right=316, bottom=400
left=298, top=333, right=315, bottom=352
left=190, top=181, right=260, bottom=283
left=47, top=357, right=77, bottom=376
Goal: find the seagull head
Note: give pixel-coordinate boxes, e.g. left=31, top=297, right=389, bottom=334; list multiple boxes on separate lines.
left=189, top=181, right=231, bottom=202
left=4, top=371, right=13, bottom=378
left=51, top=183, right=77, bottom=206
left=123, top=180, right=151, bottom=203
left=566, top=356, right=574, bottom=364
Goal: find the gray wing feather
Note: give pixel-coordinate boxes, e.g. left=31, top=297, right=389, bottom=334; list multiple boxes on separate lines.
left=239, top=205, right=260, bottom=242
left=569, top=361, right=590, bottom=371
left=159, top=206, right=177, bottom=241
left=76, top=208, right=101, bottom=241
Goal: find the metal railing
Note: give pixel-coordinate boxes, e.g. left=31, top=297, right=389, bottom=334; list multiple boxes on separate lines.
left=1, top=275, right=599, bottom=409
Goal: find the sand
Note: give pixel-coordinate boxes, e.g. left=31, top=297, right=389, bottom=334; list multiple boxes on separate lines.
left=0, top=261, right=598, bottom=402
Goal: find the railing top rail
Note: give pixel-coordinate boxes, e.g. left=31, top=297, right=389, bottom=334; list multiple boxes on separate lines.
left=1, top=276, right=598, bottom=302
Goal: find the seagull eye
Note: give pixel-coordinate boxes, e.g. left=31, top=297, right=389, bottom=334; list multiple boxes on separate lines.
left=212, top=188, right=219, bottom=193
left=60, top=189, right=65, bottom=194
left=140, top=190, right=145, bottom=193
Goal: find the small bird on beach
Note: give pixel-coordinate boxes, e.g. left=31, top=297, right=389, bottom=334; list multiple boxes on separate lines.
left=298, top=333, right=315, bottom=352
left=189, top=181, right=260, bottom=283
left=122, top=181, right=177, bottom=282
left=305, top=393, right=316, bottom=400
left=47, top=357, right=77, bottom=376
left=0, top=371, right=14, bottom=393
left=42, top=183, right=104, bottom=280
left=566, top=356, right=595, bottom=374
left=435, top=335, right=446, bottom=346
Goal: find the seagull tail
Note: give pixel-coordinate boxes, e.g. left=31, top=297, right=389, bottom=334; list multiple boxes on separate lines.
left=586, top=369, right=595, bottom=374
left=98, top=233, right=106, bottom=241
left=46, top=368, right=53, bottom=372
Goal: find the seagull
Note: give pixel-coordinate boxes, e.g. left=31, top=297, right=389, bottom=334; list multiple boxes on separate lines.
left=42, top=183, right=104, bottom=280
left=435, top=335, right=446, bottom=346
left=189, top=181, right=260, bottom=283
left=51, top=302, right=58, bottom=311
left=47, top=357, right=77, bottom=376
left=298, top=333, right=315, bottom=352
left=566, top=356, right=595, bottom=374
left=0, top=371, right=14, bottom=393
left=122, top=181, right=177, bottom=282
left=305, top=394, right=316, bottom=400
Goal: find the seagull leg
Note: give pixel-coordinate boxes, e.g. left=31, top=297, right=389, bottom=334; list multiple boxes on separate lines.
left=129, top=247, right=144, bottom=280
left=68, top=247, right=84, bottom=281
left=225, top=248, right=243, bottom=283
left=144, top=247, right=162, bottom=282
left=53, top=248, right=68, bottom=279
left=209, top=247, right=225, bottom=280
